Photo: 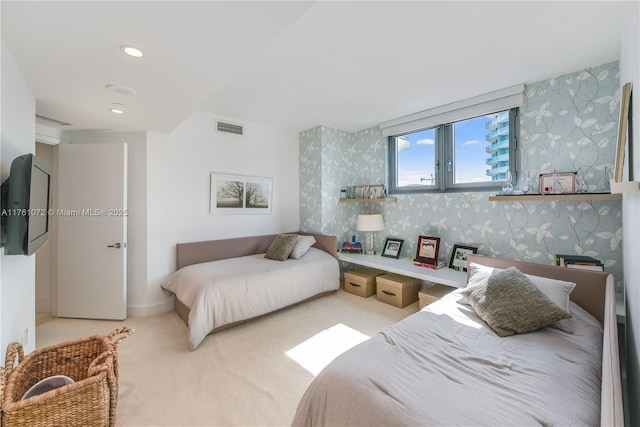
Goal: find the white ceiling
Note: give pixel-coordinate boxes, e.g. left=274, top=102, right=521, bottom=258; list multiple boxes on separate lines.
left=1, top=1, right=630, bottom=134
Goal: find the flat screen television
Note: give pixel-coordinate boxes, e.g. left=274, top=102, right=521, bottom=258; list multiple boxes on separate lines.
left=1, top=153, right=51, bottom=256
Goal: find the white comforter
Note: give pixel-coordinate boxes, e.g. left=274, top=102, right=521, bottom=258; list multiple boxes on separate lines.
left=162, top=248, right=339, bottom=349
left=292, top=290, right=603, bottom=426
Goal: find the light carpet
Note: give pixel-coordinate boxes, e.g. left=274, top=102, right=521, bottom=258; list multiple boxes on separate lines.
left=36, top=289, right=419, bottom=427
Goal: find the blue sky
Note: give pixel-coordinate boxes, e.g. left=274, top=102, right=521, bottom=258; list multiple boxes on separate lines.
left=397, top=116, right=492, bottom=186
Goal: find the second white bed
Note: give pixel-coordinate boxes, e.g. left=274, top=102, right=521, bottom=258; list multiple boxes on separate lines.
left=162, top=247, right=339, bottom=349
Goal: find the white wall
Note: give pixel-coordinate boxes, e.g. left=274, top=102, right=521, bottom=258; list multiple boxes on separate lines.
left=66, top=131, right=148, bottom=316
left=34, top=143, right=54, bottom=313
left=146, top=111, right=300, bottom=310
left=0, top=39, right=36, bottom=360
left=620, top=3, right=640, bottom=426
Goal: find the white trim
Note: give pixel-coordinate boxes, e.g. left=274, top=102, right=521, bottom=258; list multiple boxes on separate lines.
left=127, top=299, right=174, bottom=317
left=380, top=84, right=524, bottom=137
left=35, top=123, right=69, bottom=145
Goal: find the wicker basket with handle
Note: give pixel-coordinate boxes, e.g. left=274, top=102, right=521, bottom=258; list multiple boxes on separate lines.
left=0, top=326, right=134, bottom=427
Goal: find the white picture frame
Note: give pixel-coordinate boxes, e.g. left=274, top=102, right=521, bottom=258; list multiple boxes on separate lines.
left=210, top=173, right=272, bottom=214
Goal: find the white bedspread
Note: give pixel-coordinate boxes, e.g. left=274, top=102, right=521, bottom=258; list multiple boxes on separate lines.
left=162, top=247, right=339, bottom=349
left=292, top=290, right=603, bottom=427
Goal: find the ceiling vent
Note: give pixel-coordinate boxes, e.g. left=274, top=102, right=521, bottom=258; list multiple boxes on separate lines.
left=216, top=121, right=243, bottom=135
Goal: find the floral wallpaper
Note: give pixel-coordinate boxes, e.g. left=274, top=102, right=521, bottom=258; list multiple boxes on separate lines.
left=299, top=61, right=623, bottom=293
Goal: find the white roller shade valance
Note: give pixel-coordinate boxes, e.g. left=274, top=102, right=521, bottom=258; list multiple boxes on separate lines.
left=380, top=84, right=524, bottom=137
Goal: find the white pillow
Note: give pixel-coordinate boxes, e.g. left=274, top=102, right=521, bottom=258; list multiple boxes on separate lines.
left=466, top=262, right=576, bottom=333
left=289, top=235, right=316, bottom=259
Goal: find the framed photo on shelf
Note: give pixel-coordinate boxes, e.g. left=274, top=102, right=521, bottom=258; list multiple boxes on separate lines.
left=449, top=244, right=478, bottom=271
left=381, top=238, right=404, bottom=259
left=415, top=236, right=440, bottom=264
left=539, top=172, right=577, bottom=195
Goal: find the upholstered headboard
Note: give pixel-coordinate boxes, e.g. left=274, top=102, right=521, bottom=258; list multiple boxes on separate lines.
left=176, top=232, right=337, bottom=270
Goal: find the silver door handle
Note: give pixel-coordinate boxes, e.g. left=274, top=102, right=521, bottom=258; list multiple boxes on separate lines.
left=107, top=243, right=122, bottom=249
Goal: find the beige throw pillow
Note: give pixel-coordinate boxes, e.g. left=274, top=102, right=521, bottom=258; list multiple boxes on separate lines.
left=289, top=235, right=316, bottom=259
left=467, top=262, right=576, bottom=333
left=264, top=234, right=298, bottom=261
left=461, top=266, right=571, bottom=337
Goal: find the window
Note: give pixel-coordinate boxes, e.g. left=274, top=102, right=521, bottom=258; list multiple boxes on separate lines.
left=388, top=108, right=519, bottom=194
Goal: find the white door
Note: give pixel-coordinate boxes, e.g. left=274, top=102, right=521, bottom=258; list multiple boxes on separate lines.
left=56, top=143, right=127, bottom=320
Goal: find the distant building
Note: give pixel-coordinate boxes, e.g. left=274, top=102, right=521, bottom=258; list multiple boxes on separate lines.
left=485, top=111, right=510, bottom=181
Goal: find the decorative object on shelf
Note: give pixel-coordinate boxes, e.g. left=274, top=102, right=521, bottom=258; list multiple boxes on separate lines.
left=210, top=173, right=272, bottom=214
left=539, top=172, right=577, bottom=195
left=357, top=213, right=385, bottom=255
left=341, top=184, right=387, bottom=200
left=414, top=259, right=447, bottom=270
left=381, top=238, right=404, bottom=259
left=614, top=82, right=632, bottom=182
left=599, top=166, right=613, bottom=193
left=346, top=186, right=355, bottom=199
left=368, top=185, right=385, bottom=199
left=576, top=168, right=587, bottom=193
left=554, top=254, right=604, bottom=271
left=449, top=244, right=478, bottom=271
left=501, top=170, right=514, bottom=194
left=521, top=171, right=536, bottom=194
left=341, top=235, right=363, bottom=254
left=415, top=235, right=440, bottom=265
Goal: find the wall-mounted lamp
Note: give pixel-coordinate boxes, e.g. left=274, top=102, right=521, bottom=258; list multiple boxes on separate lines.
left=357, top=212, right=385, bottom=255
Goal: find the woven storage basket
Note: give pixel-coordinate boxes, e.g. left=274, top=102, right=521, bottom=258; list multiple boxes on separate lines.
left=0, top=327, right=134, bottom=427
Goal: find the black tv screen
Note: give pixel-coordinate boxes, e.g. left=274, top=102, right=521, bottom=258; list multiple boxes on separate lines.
left=1, top=153, right=51, bottom=256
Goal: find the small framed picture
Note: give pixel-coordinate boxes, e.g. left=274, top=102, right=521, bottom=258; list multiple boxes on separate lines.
left=416, top=236, right=440, bottom=264
left=449, top=244, right=478, bottom=271
left=539, top=172, right=577, bottom=195
left=381, top=238, right=404, bottom=259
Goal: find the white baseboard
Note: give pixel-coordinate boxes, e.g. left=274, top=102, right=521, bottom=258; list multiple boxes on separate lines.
left=127, top=299, right=174, bottom=318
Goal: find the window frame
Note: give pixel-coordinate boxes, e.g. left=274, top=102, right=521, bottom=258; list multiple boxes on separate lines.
left=388, top=108, right=519, bottom=195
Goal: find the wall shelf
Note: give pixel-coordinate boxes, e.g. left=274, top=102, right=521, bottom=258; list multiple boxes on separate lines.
left=339, top=197, right=397, bottom=203
left=609, top=180, right=640, bottom=194
left=489, top=193, right=622, bottom=202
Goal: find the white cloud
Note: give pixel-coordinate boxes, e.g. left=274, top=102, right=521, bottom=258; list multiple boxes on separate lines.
left=463, top=139, right=481, bottom=145
left=416, top=138, right=435, bottom=145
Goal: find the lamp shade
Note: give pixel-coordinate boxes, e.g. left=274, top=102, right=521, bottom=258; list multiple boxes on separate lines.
left=357, top=213, right=385, bottom=232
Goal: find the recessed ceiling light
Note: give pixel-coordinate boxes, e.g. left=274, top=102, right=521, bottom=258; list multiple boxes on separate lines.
left=106, top=84, right=137, bottom=96
left=109, top=103, right=125, bottom=115
left=120, top=45, right=144, bottom=58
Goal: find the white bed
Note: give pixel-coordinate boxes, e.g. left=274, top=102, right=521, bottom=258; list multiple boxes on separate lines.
left=292, top=255, right=623, bottom=427
left=162, top=233, right=340, bottom=350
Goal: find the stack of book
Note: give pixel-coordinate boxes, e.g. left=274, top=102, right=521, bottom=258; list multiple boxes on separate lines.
left=414, top=259, right=447, bottom=270
left=554, top=254, right=604, bottom=271
left=341, top=241, right=363, bottom=254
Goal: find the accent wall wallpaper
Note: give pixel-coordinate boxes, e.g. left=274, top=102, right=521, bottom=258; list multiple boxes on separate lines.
left=299, top=61, right=623, bottom=293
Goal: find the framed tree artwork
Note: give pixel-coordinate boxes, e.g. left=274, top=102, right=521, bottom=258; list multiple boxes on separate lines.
left=210, top=173, right=272, bottom=214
